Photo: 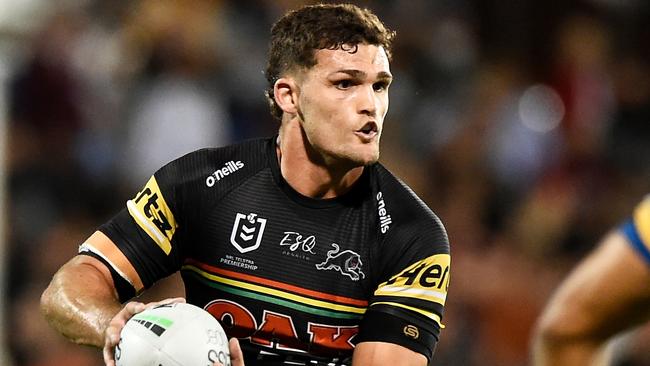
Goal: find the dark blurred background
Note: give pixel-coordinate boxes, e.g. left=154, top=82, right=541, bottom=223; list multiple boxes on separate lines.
left=1, top=0, right=649, bottom=365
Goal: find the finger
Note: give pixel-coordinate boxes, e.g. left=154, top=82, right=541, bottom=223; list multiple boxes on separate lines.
left=105, top=322, right=122, bottom=347
left=122, top=301, right=146, bottom=318
left=103, top=302, right=145, bottom=366
left=229, top=338, right=245, bottom=366
left=212, top=338, right=244, bottom=366
left=103, top=336, right=117, bottom=366
left=109, top=302, right=146, bottom=340
left=145, top=297, right=186, bottom=309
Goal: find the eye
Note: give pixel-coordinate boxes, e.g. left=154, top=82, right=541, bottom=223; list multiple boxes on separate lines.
left=335, top=79, right=354, bottom=90
left=373, top=81, right=389, bottom=92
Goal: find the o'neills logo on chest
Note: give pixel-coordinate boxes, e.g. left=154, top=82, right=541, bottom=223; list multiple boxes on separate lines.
left=376, top=191, right=392, bottom=233
left=206, top=160, right=244, bottom=187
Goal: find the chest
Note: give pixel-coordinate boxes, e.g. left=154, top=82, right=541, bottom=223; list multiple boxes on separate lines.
left=193, top=180, right=377, bottom=293
left=180, top=178, right=380, bottom=356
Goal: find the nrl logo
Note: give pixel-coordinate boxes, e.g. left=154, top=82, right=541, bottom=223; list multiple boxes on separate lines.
left=315, top=244, right=365, bottom=281
left=230, top=213, right=267, bottom=253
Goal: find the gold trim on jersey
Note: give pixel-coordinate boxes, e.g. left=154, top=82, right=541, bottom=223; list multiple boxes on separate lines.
left=127, top=176, right=177, bottom=255
left=374, top=285, right=447, bottom=303
left=634, top=196, right=650, bottom=249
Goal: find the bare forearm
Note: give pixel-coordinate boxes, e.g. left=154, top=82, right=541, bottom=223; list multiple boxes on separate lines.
left=532, top=233, right=650, bottom=366
left=41, top=256, right=122, bottom=347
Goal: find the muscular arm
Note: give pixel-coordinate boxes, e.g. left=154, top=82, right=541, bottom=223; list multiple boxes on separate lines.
left=532, top=232, right=650, bottom=366
left=352, top=342, right=428, bottom=366
left=40, top=253, right=122, bottom=347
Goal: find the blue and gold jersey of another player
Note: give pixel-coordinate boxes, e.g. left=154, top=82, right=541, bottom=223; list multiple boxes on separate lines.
left=621, top=195, right=650, bottom=265
left=82, top=136, right=450, bottom=364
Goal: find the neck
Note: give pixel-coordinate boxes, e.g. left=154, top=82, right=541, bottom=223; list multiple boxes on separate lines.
left=277, top=120, right=364, bottom=199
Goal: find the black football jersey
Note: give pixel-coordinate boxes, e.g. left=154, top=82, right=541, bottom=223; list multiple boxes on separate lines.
left=82, top=136, right=450, bottom=364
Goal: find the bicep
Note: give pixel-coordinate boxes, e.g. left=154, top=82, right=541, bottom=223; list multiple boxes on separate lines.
left=352, top=341, right=427, bottom=366
left=67, top=254, right=116, bottom=291
left=47, top=237, right=124, bottom=303
left=79, top=229, right=145, bottom=298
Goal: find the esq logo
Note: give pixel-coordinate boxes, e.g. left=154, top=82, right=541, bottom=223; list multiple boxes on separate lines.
left=206, top=160, right=244, bottom=187
left=280, top=232, right=316, bottom=254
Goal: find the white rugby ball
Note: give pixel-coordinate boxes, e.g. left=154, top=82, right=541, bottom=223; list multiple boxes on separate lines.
left=115, top=302, right=230, bottom=366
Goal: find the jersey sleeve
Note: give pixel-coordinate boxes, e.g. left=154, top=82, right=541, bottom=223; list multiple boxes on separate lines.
left=621, top=195, right=650, bottom=265
left=356, top=177, right=450, bottom=361
left=79, top=150, right=209, bottom=301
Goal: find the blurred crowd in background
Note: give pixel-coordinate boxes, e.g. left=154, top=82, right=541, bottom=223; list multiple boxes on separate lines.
left=1, top=0, right=650, bottom=365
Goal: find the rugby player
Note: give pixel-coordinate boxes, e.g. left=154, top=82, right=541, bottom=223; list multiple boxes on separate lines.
left=41, top=4, right=451, bottom=365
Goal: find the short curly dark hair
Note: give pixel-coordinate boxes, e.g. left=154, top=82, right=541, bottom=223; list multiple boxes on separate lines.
left=265, top=3, right=395, bottom=120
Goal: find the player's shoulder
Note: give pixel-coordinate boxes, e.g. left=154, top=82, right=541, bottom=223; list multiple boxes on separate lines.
left=155, top=136, right=273, bottom=188
left=370, top=163, right=437, bottom=218
left=369, top=163, right=448, bottom=243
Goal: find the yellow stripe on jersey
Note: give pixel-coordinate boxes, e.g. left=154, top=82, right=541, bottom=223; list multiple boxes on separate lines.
left=374, top=285, right=447, bottom=304
left=183, top=265, right=367, bottom=315
left=375, top=253, right=450, bottom=306
left=371, top=301, right=444, bottom=328
left=633, top=196, right=650, bottom=250
left=127, top=176, right=177, bottom=255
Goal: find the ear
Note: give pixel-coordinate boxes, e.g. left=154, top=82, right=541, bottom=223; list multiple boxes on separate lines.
left=274, top=77, right=299, bottom=115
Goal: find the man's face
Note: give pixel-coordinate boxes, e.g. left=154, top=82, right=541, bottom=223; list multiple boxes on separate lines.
left=294, top=43, right=392, bottom=167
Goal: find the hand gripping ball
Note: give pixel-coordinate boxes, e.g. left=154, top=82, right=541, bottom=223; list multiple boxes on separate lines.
left=115, top=302, right=230, bottom=366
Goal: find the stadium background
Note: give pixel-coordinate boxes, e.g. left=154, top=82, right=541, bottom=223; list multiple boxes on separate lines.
left=0, top=0, right=649, bottom=365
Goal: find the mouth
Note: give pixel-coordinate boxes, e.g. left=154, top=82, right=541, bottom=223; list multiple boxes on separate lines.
left=355, top=122, right=379, bottom=141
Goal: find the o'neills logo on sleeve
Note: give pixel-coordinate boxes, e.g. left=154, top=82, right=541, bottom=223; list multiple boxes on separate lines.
left=206, top=160, right=244, bottom=187
left=376, top=191, right=392, bottom=233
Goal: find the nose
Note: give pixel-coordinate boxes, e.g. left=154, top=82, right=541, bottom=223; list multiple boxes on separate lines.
left=358, top=85, right=377, bottom=117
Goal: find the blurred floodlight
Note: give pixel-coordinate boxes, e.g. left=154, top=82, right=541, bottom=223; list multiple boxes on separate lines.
left=518, top=84, right=565, bottom=133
